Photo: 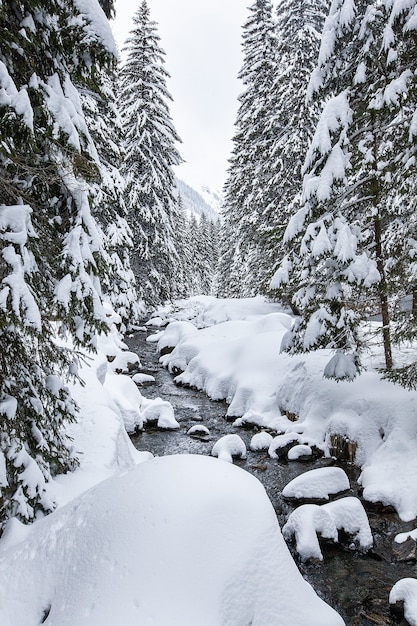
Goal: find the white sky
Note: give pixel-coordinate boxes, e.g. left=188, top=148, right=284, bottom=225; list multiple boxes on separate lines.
left=112, top=0, right=249, bottom=192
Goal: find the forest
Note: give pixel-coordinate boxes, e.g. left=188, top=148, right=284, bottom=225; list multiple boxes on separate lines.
left=1, top=0, right=417, bottom=623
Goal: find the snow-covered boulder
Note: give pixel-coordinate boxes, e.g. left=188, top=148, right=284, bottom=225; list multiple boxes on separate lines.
left=288, top=444, right=313, bottom=461
left=282, top=504, right=338, bottom=561
left=322, top=497, right=373, bottom=551
left=283, top=497, right=372, bottom=561
left=187, top=424, right=210, bottom=437
left=157, top=320, right=197, bottom=354
left=389, top=578, right=417, bottom=626
left=282, top=467, right=350, bottom=501
left=395, top=528, right=417, bottom=545
left=132, top=373, right=155, bottom=385
left=250, top=431, right=274, bottom=451
left=108, top=350, right=140, bottom=373
left=0, top=456, right=344, bottom=626
left=268, top=432, right=303, bottom=459
left=103, top=372, right=143, bottom=433
left=211, top=434, right=247, bottom=463
left=141, top=397, right=179, bottom=430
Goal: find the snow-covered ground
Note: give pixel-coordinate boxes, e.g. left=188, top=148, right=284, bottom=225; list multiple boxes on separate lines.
left=151, top=295, right=417, bottom=523
left=0, top=305, right=346, bottom=625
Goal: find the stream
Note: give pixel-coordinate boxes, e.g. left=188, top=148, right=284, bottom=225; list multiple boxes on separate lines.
left=126, top=329, right=417, bottom=626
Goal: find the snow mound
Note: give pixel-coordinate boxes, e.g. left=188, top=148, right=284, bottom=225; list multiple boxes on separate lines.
left=389, top=578, right=417, bottom=626
left=322, top=497, right=373, bottom=551
left=268, top=432, right=304, bottom=458
left=141, top=397, right=179, bottom=430
left=157, top=320, right=197, bottom=353
left=211, top=434, right=247, bottom=463
left=0, top=456, right=344, bottom=626
left=187, top=424, right=210, bottom=436
left=132, top=373, right=155, bottom=385
left=103, top=372, right=143, bottom=433
left=282, top=467, right=350, bottom=501
left=250, top=431, right=274, bottom=451
left=283, top=503, right=338, bottom=561
left=288, top=444, right=313, bottom=460
left=283, top=497, right=372, bottom=561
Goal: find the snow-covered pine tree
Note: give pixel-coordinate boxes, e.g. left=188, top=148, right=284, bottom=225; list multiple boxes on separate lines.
left=187, top=214, right=202, bottom=296
left=82, top=65, right=139, bottom=332
left=120, top=0, right=183, bottom=308
left=273, top=0, right=417, bottom=381
left=218, top=0, right=278, bottom=297
left=0, top=0, right=119, bottom=527
left=263, top=0, right=328, bottom=298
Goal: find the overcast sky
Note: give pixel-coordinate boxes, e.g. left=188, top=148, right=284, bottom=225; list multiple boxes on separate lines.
left=112, top=0, right=249, bottom=192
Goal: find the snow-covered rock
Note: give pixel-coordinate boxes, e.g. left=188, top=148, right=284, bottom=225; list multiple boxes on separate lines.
left=108, top=349, right=140, bottom=373
left=211, top=434, right=247, bottom=463
left=132, top=373, right=155, bottom=385
left=282, top=467, right=350, bottom=501
left=322, top=497, right=373, bottom=551
left=283, top=497, right=372, bottom=561
left=283, top=504, right=338, bottom=561
left=268, top=432, right=304, bottom=459
left=250, top=431, right=274, bottom=451
left=187, top=424, right=210, bottom=437
left=395, top=528, right=417, bottom=544
left=0, top=455, right=344, bottom=626
left=156, top=320, right=197, bottom=354
left=141, top=397, right=179, bottom=430
left=389, top=578, right=417, bottom=626
left=103, top=372, right=143, bottom=433
left=288, top=444, right=313, bottom=461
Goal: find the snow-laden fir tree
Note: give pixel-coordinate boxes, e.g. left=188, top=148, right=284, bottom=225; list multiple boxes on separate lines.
left=0, top=0, right=119, bottom=527
left=120, top=0, right=183, bottom=308
left=82, top=68, right=139, bottom=332
left=272, top=0, right=417, bottom=381
left=218, top=0, right=278, bottom=297
left=263, top=0, right=328, bottom=301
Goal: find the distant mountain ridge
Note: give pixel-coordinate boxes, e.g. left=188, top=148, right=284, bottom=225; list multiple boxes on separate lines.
left=175, top=178, right=222, bottom=222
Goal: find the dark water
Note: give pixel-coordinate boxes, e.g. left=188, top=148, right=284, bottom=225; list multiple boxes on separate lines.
left=126, top=329, right=417, bottom=626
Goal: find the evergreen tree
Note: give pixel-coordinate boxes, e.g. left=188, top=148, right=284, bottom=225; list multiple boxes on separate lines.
left=273, top=0, right=417, bottom=381
left=120, top=0, right=183, bottom=307
left=82, top=68, right=139, bottom=331
left=0, top=0, right=119, bottom=527
left=219, top=0, right=278, bottom=297
left=262, top=0, right=328, bottom=298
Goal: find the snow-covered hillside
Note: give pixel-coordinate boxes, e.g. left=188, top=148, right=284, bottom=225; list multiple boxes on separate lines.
left=175, top=177, right=221, bottom=221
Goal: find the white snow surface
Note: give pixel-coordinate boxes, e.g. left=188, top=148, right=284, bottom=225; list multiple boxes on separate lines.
left=282, top=467, right=350, bottom=500
left=0, top=455, right=343, bottom=626
left=389, top=578, right=417, bottom=626
left=152, top=296, right=417, bottom=521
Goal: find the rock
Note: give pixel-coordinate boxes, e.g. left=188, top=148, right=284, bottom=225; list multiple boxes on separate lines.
left=329, top=434, right=357, bottom=462
left=393, top=537, right=417, bottom=562
left=187, top=425, right=210, bottom=441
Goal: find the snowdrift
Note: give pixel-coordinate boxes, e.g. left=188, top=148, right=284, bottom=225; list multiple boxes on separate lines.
left=0, top=455, right=343, bottom=626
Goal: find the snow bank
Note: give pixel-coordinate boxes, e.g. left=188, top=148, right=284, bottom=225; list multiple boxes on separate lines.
left=282, top=467, right=350, bottom=500
left=152, top=298, right=417, bottom=521
left=0, top=456, right=343, bottom=626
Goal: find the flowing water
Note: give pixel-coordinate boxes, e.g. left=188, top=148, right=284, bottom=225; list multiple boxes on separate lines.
left=126, top=329, right=417, bottom=626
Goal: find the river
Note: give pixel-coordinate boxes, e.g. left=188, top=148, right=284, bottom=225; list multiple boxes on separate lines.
left=126, top=329, right=417, bottom=626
